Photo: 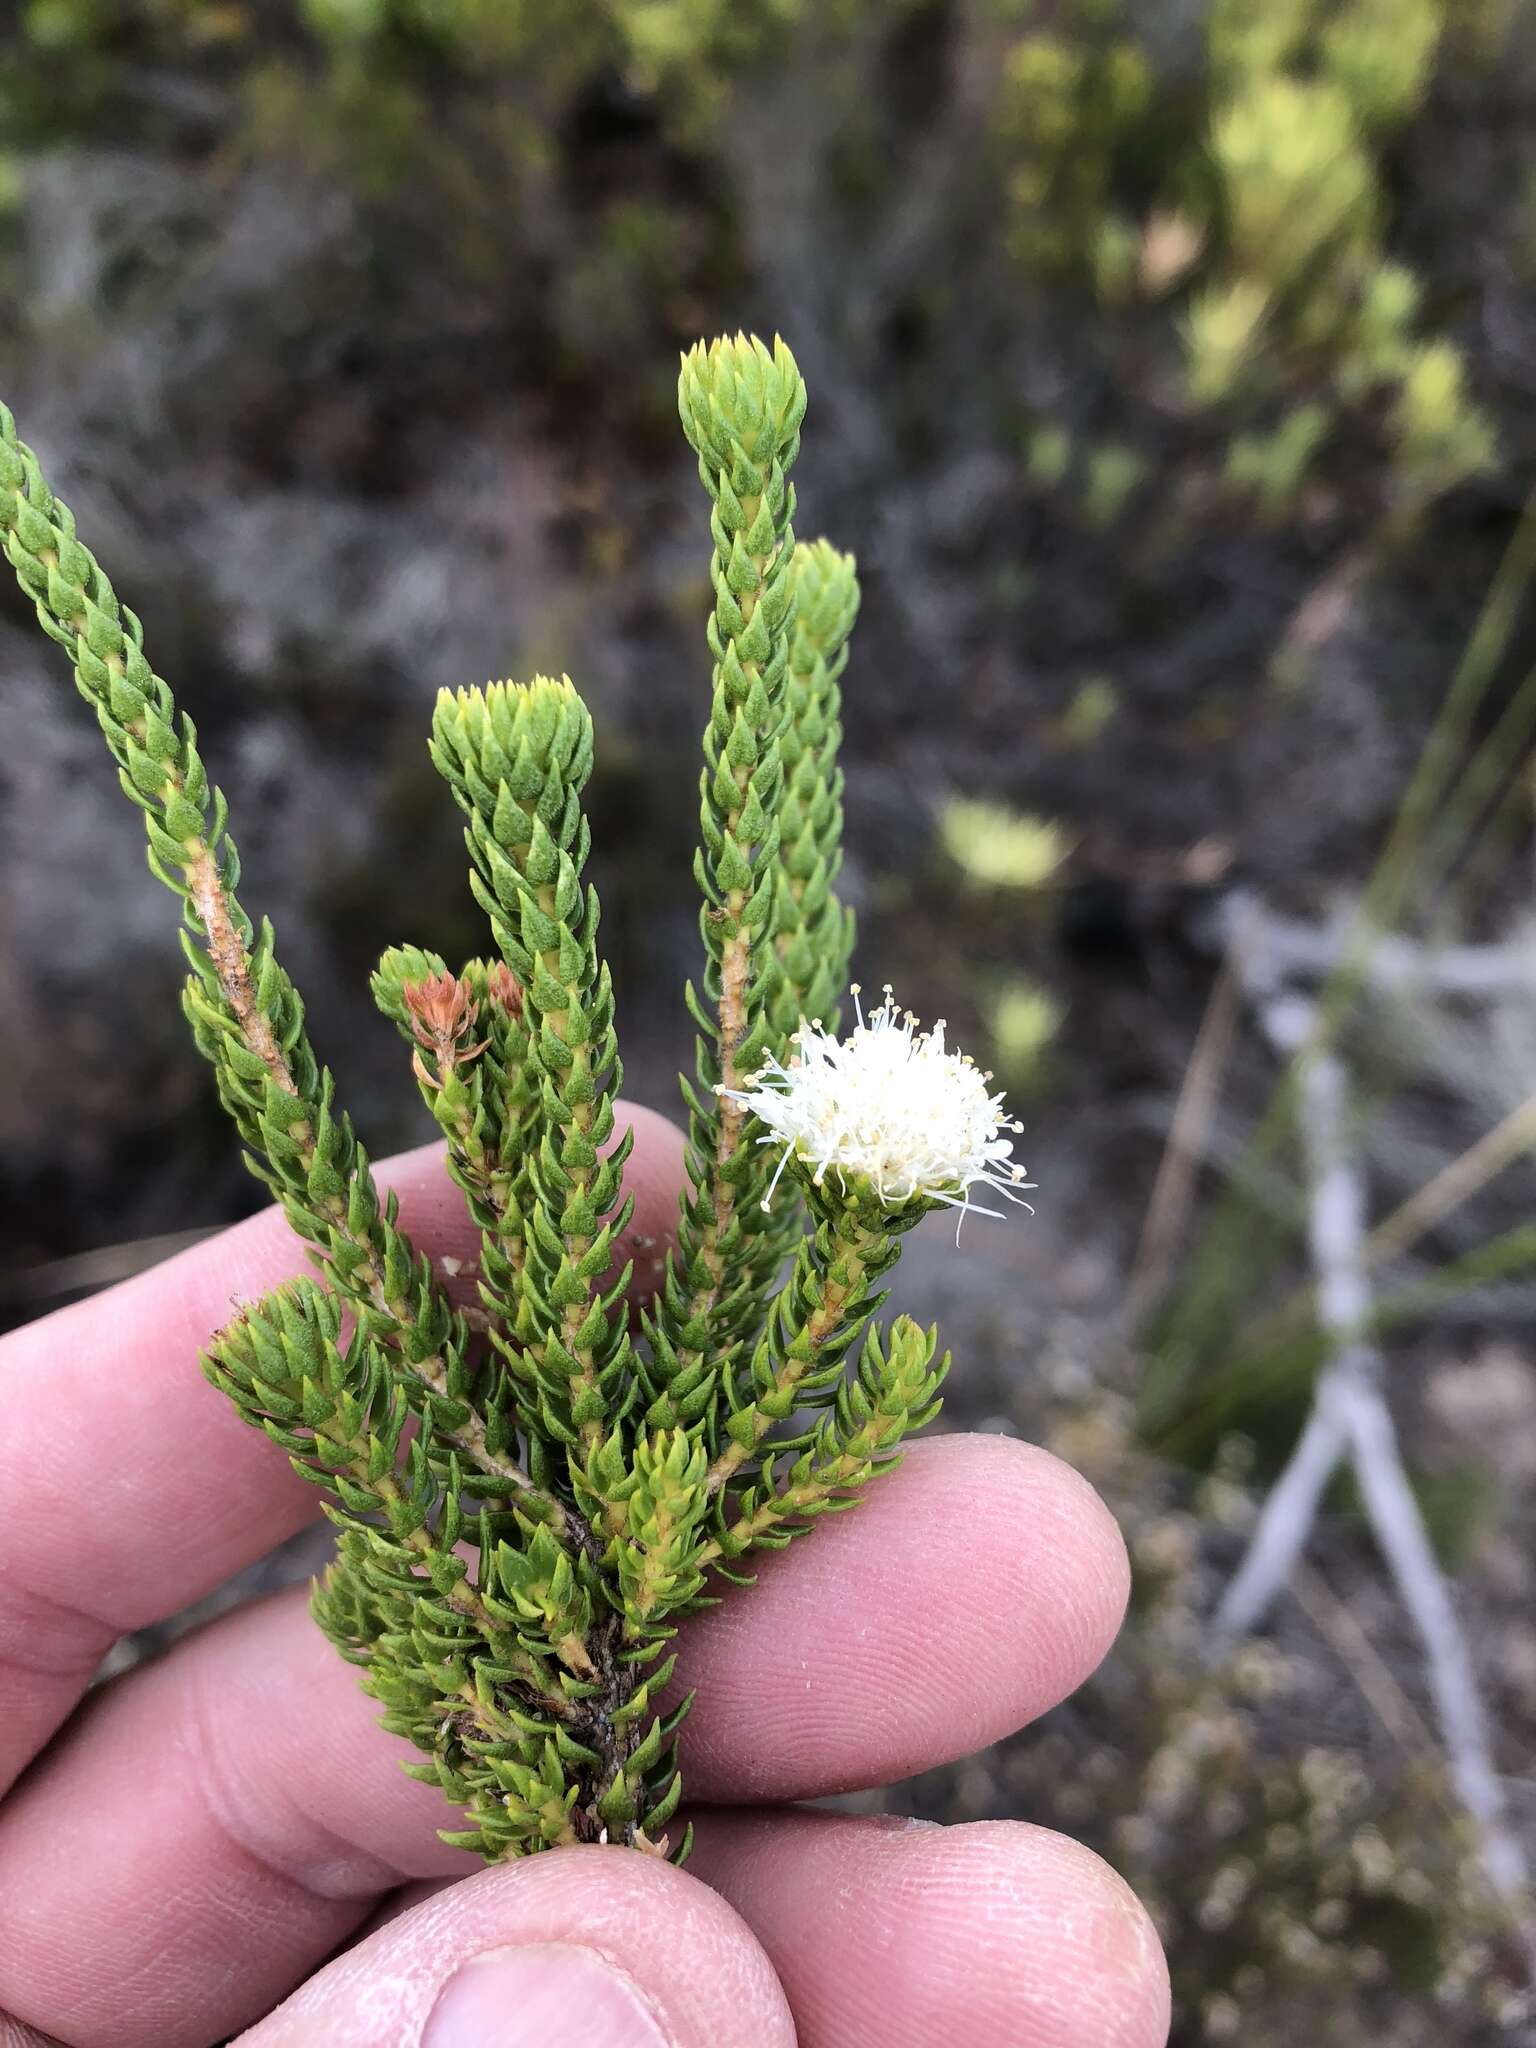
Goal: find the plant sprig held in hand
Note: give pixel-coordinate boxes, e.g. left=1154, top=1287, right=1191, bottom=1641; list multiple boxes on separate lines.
left=0, top=334, right=1031, bottom=1861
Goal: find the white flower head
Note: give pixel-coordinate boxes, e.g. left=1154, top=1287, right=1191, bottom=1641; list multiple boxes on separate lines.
left=723, top=985, right=1034, bottom=1228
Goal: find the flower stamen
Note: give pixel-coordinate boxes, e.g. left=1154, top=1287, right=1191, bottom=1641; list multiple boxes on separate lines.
left=720, top=986, right=1035, bottom=1231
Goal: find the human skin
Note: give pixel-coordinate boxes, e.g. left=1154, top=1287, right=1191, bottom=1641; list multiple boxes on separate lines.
left=0, top=1109, right=1169, bottom=2048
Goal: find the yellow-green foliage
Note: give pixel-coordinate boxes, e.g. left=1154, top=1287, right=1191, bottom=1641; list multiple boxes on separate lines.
left=13, top=0, right=1500, bottom=538
left=1207, top=0, right=1317, bottom=89
left=1056, top=675, right=1120, bottom=749
left=22, top=0, right=823, bottom=150
left=296, top=0, right=805, bottom=77
left=24, top=0, right=245, bottom=45
left=1338, top=261, right=1422, bottom=396
left=987, top=980, right=1062, bottom=1080
left=1080, top=442, right=1147, bottom=528
left=1091, top=213, right=1142, bottom=306
left=940, top=799, right=1073, bottom=892
left=1319, top=0, right=1443, bottom=127
left=614, top=0, right=804, bottom=95
left=1212, top=79, right=1375, bottom=290
left=993, top=17, right=1152, bottom=274
left=1188, top=0, right=1491, bottom=513
left=987, top=0, right=1494, bottom=525
left=4, top=0, right=1509, bottom=608
left=1224, top=402, right=1330, bottom=517
left=1392, top=340, right=1497, bottom=498
left=1025, top=422, right=1073, bottom=490
left=1182, top=280, right=1272, bottom=407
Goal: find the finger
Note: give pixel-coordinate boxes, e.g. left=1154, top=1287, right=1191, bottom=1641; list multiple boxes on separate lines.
left=0, top=1595, right=464, bottom=2048
left=0, top=2018, right=65, bottom=2048
left=686, top=1808, right=1170, bottom=2048
left=0, top=1434, right=1125, bottom=2046
left=6, top=1803, right=1172, bottom=2048
left=674, top=1432, right=1129, bottom=1800
left=236, top=1852, right=794, bottom=2048
left=348, top=1876, right=457, bottom=1942
left=0, top=1108, right=685, bottom=1796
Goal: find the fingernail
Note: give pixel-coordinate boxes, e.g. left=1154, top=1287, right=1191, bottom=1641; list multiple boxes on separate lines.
left=423, top=1943, right=673, bottom=2048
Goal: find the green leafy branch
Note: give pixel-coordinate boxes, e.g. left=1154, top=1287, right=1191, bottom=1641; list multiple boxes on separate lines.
left=0, top=332, right=1026, bottom=1861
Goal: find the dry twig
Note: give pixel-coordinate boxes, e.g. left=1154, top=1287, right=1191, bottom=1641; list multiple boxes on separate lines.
left=1208, top=927, right=1533, bottom=1927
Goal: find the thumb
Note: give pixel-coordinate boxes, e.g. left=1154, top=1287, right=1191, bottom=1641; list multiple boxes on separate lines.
left=235, top=1847, right=796, bottom=2048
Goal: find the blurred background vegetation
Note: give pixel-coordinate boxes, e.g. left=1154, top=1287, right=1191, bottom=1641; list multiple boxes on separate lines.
left=4, top=0, right=1536, bottom=2036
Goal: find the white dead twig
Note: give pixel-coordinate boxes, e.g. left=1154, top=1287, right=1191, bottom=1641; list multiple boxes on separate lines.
left=1217, top=887, right=1536, bottom=1001
left=1207, top=917, right=1533, bottom=1922
left=1341, top=1359, right=1531, bottom=1899
left=1210, top=999, right=1359, bottom=1649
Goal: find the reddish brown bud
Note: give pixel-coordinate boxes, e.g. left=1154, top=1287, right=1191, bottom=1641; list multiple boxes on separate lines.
left=484, top=963, right=525, bottom=1020
left=401, top=972, right=487, bottom=1084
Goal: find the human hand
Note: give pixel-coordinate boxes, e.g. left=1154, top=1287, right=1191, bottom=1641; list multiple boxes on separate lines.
left=0, top=1113, right=1168, bottom=2047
